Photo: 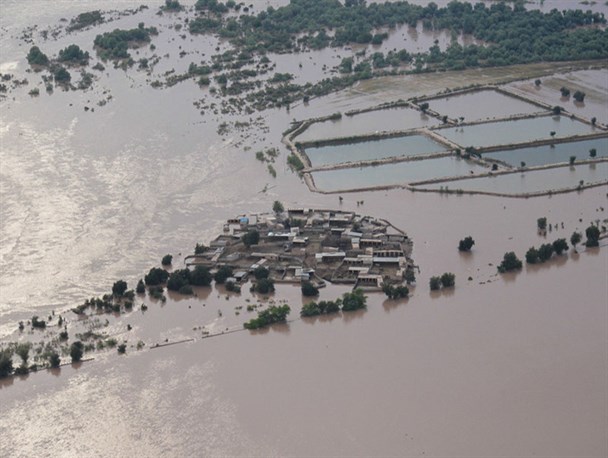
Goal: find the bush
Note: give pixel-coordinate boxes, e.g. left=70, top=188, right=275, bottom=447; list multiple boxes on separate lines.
left=537, top=217, right=547, bottom=231
left=57, top=44, right=89, bottom=64
left=497, top=252, right=522, bottom=273
left=458, top=236, right=475, bottom=252
left=27, top=46, right=49, bottom=66
left=301, top=281, right=319, bottom=297
left=585, top=225, right=600, bottom=247
left=117, top=344, right=127, bottom=354
left=161, top=254, right=173, bottom=266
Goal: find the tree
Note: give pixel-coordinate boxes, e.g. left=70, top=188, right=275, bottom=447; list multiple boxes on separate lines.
left=48, top=352, right=61, bottom=368
left=57, top=44, right=89, bottom=64
left=54, top=67, right=71, bottom=83
left=585, top=225, right=600, bottom=247
left=525, top=247, right=539, bottom=264
left=440, top=272, right=455, bottom=288
left=253, top=266, right=269, bottom=280
left=570, top=231, right=582, bottom=250
left=244, top=304, right=290, bottom=329
left=190, top=265, right=212, bottom=286
left=537, top=243, right=554, bottom=262
left=253, top=278, right=275, bottom=294
left=419, top=102, right=429, bottom=112
left=26, top=46, right=49, bottom=66
left=161, top=254, right=173, bottom=266
left=382, top=284, right=409, bottom=299
left=589, top=148, right=597, bottom=158
left=31, top=316, right=46, bottom=329
left=144, top=267, right=169, bottom=285
left=404, top=269, right=416, bottom=284
left=534, top=79, right=541, bottom=86
left=117, top=344, right=127, bottom=354
left=552, top=106, right=561, bottom=115
left=112, top=280, right=128, bottom=297
left=341, top=288, right=366, bottom=311
left=242, top=230, right=260, bottom=247
left=552, top=238, right=568, bottom=255
left=497, top=252, right=522, bottom=273
left=569, top=155, right=576, bottom=165
left=167, top=268, right=191, bottom=291
left=0, top=349, right=13, bottom=378
left=136, top=279, right=146, bottom=294
left=70, top=341, right=84, bottom=362
left=273, top=200, right=284, bottom=214
left=301, top=281, right=319, bottom=297
left=537, top=217, right=547, bottom=232
left=194, top=243, right=206, bottom=254
left=15, top=343, right=30, bottom=367
left=573, top=90, right=585, bottom=102
left=214, top=265, right=233, bottom=284
left=458, top=236, right=475, bottom=252
left=429, top=276, right=441, bottom=291
left=560, top=87, right=570, bottom=97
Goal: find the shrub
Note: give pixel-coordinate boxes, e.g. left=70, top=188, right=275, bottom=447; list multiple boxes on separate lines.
left=585, top=225, right=600, bottom=247
left=117, top=344, right=127, bottom=354
left=440, top=272, right=455, bottom=288
left=537, top=217, right=547, bottom=231
left=27, top=46, right=49, bottom=66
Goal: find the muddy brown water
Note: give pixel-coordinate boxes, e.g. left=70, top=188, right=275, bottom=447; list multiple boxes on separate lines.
left=1, top=1, right=607, bottom=456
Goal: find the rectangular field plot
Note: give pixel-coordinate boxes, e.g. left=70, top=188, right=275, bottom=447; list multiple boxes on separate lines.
left=310, top=156, right=486, bottom=192
left=304, top=134, right=447, bottom=167
left=436, top=116, right=598, bottom=148
left=295, top=107, right=440, bottom=142
left=484, top=137, right=608, bottom=167
left=427, top=89, right=541, bottom=122
left=413, top=162, right=608, bottom=195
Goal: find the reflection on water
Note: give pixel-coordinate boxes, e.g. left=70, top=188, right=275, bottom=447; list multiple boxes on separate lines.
left=311, top=156, right=485, bottom=192
left=437, top=115, right=598, bottom=148
left=418, top=162, right=608, bottom=194
left=485, top=137, right=608, bottom=167
left=304, top=134, right=446, bottom=167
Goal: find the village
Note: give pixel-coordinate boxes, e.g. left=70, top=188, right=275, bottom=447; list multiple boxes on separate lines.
left=185, top=209, right=414, bottom=291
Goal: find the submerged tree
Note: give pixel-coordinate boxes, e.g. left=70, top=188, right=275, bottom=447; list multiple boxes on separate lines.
left=458, top=236, right=475, bottom=252
left=497, top=252, right=522, bottom=273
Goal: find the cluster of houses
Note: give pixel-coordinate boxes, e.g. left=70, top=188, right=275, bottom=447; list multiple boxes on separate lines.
left=186, top=209, right=413, bottom=290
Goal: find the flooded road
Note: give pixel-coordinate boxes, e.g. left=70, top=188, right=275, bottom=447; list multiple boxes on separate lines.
left=1, top=0, right=607, bottom=456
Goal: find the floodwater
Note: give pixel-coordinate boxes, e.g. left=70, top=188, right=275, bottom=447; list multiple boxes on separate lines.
left=295, top=106, right=439, bottom=142
left=1, top=0, right=607, bottom=457
left=303, top=134, right=445, bottom=167
left=437, top=115, right=598, bottom=148
left=485, top=137, right=608, bottom=167
left=311, top=156, right=486, bottom=192
left=426, top=89, right=542, bottom=122
left=416, top=162, right=608, bottom=195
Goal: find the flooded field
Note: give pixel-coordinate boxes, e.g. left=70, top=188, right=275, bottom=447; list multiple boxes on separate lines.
left=485, top=137, right=608, bottom=167
left=303, top=134, right=446, bottom=167
left=1, top=0, right=607, bottom=457
left=295, top=107, right=440, bottom=142
left=311, top=157, right=486, bottom=192
left=416, top=162, right=608, bottom=195
left=437, top=115, right=598, bottom=148
left=426, top=89, right=542, bottom=122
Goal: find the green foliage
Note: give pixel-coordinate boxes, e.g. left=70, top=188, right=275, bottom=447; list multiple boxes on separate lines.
left=497, top=252, right=523, bottom=273
left=145, top=267, right=169, bottom=286
left=58, top=45, right=89, bottom=65
left=244, top=304, right=290, bottom=329
left=339, top=57, right=353, bottom=73
left=94, top=26, right=157, bottom=60
left=15, top=343, right=30, bottom=365
left=0, top=349, right=13, bottom=377
left=287, top=154, right=305, bottom=172
left=242, top=230, right=260, bottom=247
left=53, top=66, right=71, bottom=83
left=382, top=284, right=409, bottom=299
left=253, top=266, right=269, bottom=280
left=194, top=243, right=206, bottom=254
left=589, top=148, right=597, bottom=158
left=458, top=236, right=475, bottom=252
left=162, top=0, right=183, bottom=11
left=136, top=279, right=146, bottom=294
left=191, top=265, right=213, bottom=286
left=404, top=269, right=416, bottom=284
left=570, top=231, right=582, bottom=248
left=525, top=247, right=539, bottom=264
left=252, top=278, right=275, bottom=294
left=189, top=17, right=222, bottom=34
left=112, top=280, right=128, bottom=297
left=68, top=11, right=103, bottom=31
left=569, top=155, right=576, bottom=165
left=195, top=0, right=228, bottom=14
left=300, top=299, right=341, bottom=317
left=301, top=281, right=319, bottom=297
left=27, top=46, right=49, bottom=66
left=214, top=266, right=233, bottom=284
left=341, top=288, right=366, bottom=312
left=440, top=272, right=455, bottom=288
left=70, top=341, right=84, bottom=362
left=537, top=217, right=547, bottom=231
left=429, top=276, right=441, bottom=291
left=273, top=200, right=284, bottom=214
left=585, top=225, right=600, bottom=247
left=167, top=268, right=192, bottom=291
left=117, top=344, right=127, bottom=354
left=537, top=243, right=554, bottom=262
left=573, top=90, right=585, bottom=102
left=48, top=352, right=61, bottom=368
left=161, top=254, right=173, bottom=266
left=31, top=315, right=46, bottom=329
left=560, top=87, right=570, bottom=97
left=552, top=238, right=568, bottom=255
left=189, top=63, right=212, bottom=75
